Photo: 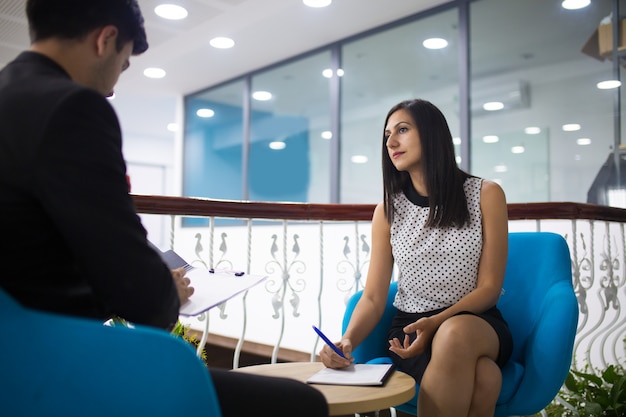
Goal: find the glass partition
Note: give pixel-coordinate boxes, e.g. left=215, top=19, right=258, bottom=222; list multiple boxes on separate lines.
left=249, top=52, right=332, bottom=203
left=340, top=8, right=459, bottom=204
left=181, top=0, right=626, bottom=208
left=470, top=0, right=623, bottom=203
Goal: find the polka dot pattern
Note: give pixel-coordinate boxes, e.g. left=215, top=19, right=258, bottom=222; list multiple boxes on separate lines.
left=391, top=177, right=483, bottom=313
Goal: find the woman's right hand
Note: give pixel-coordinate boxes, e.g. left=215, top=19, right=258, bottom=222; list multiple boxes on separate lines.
left=319, top=338, right=354, bottom=369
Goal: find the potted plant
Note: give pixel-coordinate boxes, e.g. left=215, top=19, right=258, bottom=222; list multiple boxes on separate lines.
left=541, top=362, right=626, bottom=416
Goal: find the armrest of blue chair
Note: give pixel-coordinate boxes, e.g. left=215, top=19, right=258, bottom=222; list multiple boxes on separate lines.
left=342, top=281, right=399, bottom=364
left=496, top=280, right=578, bottom=416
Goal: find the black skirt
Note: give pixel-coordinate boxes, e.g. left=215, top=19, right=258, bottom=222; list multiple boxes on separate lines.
left=387, top=306, right=513, bottom=384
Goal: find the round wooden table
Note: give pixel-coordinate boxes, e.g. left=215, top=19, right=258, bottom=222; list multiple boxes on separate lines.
left=233, top=362, right=415, bottom=416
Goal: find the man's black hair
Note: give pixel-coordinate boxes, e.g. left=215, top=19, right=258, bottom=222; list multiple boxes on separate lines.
left=26, top=0, right=148, bottom=54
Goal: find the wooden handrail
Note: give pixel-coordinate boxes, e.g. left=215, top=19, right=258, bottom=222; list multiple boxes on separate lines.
left=132, top=195, right=626, bottom=223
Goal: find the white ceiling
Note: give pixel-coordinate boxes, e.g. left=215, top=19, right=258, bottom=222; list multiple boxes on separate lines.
left=0, top=0, right=450, bottom=142
left=0, top=0, right=449, bottom=97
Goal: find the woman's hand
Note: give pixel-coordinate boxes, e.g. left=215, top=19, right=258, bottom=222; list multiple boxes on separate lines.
left=319, top=338, right=354, bottom=369
left=388, top=316, right=440, bottom=359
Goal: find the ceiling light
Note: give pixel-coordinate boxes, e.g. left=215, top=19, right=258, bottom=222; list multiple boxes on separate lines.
left=511, top=146, right=525, bottom=154
left=252, top=91, right=272, bottom=101
left=196, top=108, right=215, bottom=118
left=576, top=138, right=592, bottom=146
left=562, top=123, right=581, bottom=131
left=453, top=137, right=461, bottom=145
left=494, top=165, right=508, bottom=173
left=597, top=80, right=621, bottom=89
left=322, top=68, right=344, bottom=78
left=422, top=38, right=448, bottom=49
left=210, top=37, right=235, bottom=49
left=483, top=101, right=504, bottom=111
left=269, top=141, right=286, bottom=150
left=351, top=155, right=368, bottom=164
left=321, top=131, right=332, bottom=140
left=561, top=0, right=590, bottom=10
left=167, top=123, right=178, bottom=132
left=455, top=156, right=462, bottom=164
left=524, top=127, right=541, bottom=135
left=143, top=67, right=166, bottom=78
left=303, top=0, right=332, bottom=7
left=154, top=4, right=188, bottom=20
left=483, top=135, right=499, bottom=143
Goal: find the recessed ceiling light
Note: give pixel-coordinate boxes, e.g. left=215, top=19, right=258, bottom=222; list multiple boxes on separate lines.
left=524, top=127, right=541, bottom=135
left=494, top=165, right=508, bottom=173
left=561, top=0, right=590, bottom=10
left=210, top=37, right=235, bottom=49
left=351, top=155, right=368, bottom=164
left=576, top=138, right=592, bottom=146
left=483, top=135, right=499, bottom=143
left=322, top=68, right=344, bottom=78
left=154, top=4, right=188, bottom=20
left=321, top=131, right=332, bottom=140
left=422, top=38, right=448, bottom=49
left=483, top=101, right=504, bottom=111
left=453, top=137, right=461, bottom=145
left=303, top=0, right=332, bottom=8
left=167, top=123, right=178, bottom=132
left=252, top=91, right=272, bottom=101
left=597, top=80, right=621, bottom=90
left=196, top=108, right=215, bottom=118
left=562, top=123, right=581, bottom=131
left=269, top=141, right=286, bottom=150
left=143, top=67, right=166, bottom=78
left=511, top=146, right=525, bottom=154
left=455, top=156, right=462, bottom=164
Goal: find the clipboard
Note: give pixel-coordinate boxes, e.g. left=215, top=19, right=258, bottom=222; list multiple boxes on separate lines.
left=159, top=249, right=267, bottom=316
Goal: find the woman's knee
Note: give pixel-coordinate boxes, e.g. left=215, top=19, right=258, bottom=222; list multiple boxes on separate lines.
left=433, top=315, right=499, bottom=360
left=431, top=315, right=475, bottom=356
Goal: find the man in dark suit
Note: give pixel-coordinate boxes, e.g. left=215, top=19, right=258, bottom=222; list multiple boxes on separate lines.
left=0, top=1, right=328, bottom=416
left=0, top=0, right=190, bottom=328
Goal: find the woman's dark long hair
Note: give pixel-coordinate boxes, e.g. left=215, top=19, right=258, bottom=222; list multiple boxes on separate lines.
left=382, top=99, right=470, bottom=228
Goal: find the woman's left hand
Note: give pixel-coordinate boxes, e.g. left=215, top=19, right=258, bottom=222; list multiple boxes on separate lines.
left=388, top=315, right=439, bottom=358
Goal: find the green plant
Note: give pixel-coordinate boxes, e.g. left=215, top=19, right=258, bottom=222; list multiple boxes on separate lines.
left=171, top=320, right=209, bottom=366
left=542, top=363, right=626, bottom=417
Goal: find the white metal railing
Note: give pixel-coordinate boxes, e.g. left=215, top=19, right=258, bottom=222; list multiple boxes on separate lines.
left=134, top=196, right=626, bottom=372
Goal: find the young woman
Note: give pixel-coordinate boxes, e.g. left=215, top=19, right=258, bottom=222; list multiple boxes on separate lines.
left=320, top=99, right=513, bottom=417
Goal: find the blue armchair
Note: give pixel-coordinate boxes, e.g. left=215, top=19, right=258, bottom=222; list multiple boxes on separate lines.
left=342, top=232, right=578, bottom=416
left=0, top=288, right=222, bottom=417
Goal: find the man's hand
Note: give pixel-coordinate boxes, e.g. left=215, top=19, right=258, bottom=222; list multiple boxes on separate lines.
left=171, top=267, right=194, bottom=305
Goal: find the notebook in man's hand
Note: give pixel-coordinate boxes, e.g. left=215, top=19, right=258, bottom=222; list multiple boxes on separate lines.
left=158, top=249, right=267, bottom=316
left=307, top=364, right=395, bottom=386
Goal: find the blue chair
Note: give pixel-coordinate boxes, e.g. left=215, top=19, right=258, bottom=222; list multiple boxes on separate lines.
left=342, top=232, right=579, bottom=416
left=0, top=288, right=222, bottom=417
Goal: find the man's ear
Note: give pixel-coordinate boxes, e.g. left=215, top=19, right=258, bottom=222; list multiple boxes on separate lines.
left=95, top=25, right=119, bottom=56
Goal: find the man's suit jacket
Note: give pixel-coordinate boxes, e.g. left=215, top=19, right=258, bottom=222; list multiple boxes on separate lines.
left=0, top=52, right=179, bottom=329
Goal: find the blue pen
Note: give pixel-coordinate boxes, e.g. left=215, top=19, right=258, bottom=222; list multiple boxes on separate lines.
left=312, top=325, right=346, bottom=359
